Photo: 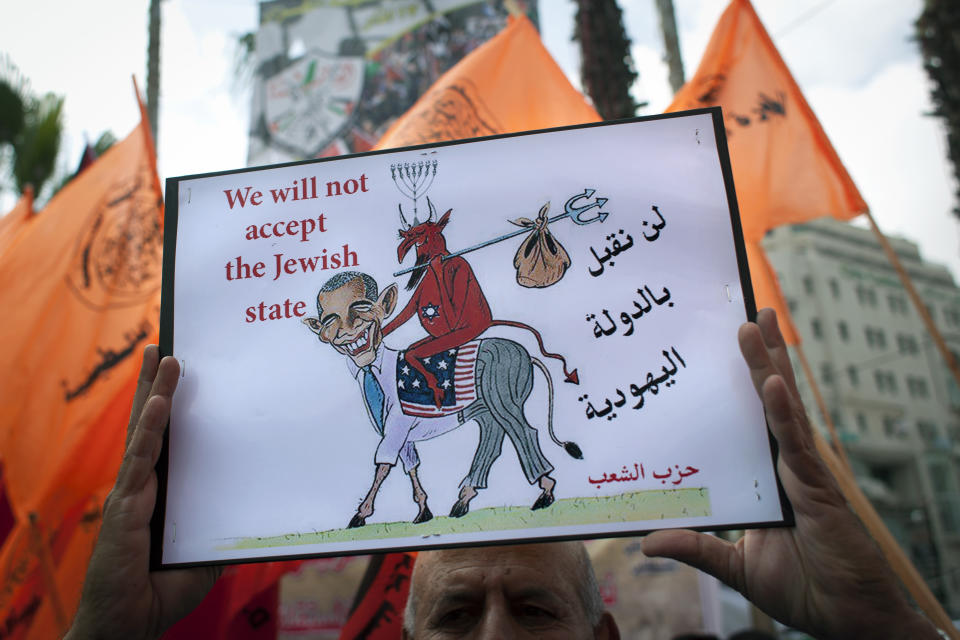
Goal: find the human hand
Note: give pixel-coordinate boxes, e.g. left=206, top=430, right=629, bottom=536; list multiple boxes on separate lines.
left=64, top=346, right=219, bottom=640
left=641, top=309, right=939, bottom=639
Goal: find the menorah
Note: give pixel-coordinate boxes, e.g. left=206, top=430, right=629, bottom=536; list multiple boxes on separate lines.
left=390, top=160, right=438, bottom=226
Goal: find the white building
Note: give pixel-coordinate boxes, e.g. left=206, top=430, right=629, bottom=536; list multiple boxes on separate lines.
left=764, top=218, right=960, bottom=616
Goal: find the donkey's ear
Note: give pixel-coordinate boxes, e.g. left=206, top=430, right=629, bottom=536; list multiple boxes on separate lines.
left=303, top=317, right=322, bottom=335
left=437, top=208, right=452, bottom=229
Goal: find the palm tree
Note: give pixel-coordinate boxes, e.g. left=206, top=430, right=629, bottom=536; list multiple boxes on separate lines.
left=0, top=54, right=64, bottom=201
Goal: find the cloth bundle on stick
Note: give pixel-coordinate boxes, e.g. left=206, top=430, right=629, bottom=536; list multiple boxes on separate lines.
left=511, top=203, right=571, bottom=288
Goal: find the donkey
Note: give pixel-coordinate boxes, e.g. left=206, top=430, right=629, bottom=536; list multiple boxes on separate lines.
left=303, top=271, right=581, bottom=529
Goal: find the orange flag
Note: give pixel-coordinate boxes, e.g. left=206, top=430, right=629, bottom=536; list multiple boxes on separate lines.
left=0, top=114, right=163, bottom=636
left=668, top=0, right=866, bottom=240
left=0, top=117, right=163, bottom=519
left=745, top=240, right=799, bottom=344
left=0, top=186, right=35, bottom=256
left=375, top=15, right=600, bottom=150
left=668, top=0, right=867, bottom=343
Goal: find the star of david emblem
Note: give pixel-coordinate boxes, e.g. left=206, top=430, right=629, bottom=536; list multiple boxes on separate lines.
left=420, top=302, right=440, bottom=323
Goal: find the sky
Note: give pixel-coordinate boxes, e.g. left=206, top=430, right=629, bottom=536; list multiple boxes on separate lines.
left=1, top=0, right=957, bottom=279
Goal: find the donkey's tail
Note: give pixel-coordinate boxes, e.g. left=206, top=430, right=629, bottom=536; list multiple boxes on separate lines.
left=530, top=356, right=582, bottom=460
left=491, top=320, right=579, bottom=384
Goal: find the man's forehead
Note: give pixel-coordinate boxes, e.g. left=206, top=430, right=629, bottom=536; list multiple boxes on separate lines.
left=415, top=544, right=582, bottom=586
left=317, top=277, right=367, bottom=311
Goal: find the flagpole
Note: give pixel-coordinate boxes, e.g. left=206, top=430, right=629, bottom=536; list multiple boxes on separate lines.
left=775, top=255, right=958, bottom=638
left=864, top=210, right=960, bottom=390
left=751, top=241, right=851, bottom=467
left=132, top=75, right=165, bottom=217
left=28, top=513, right=68, bottom=636
left=793, top=344, right=852, bottom=469
left=812, top=431, right=960, bottom=640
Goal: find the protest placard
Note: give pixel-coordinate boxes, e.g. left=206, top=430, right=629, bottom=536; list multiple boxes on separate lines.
left=153, top=108, right=791, bottom=568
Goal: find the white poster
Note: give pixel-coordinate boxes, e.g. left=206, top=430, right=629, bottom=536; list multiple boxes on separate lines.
left=156, top=109, right=790, bottom=567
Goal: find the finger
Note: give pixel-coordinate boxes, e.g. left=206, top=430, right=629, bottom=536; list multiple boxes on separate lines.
left=738, top=320, right=779, bottom=397
left=641, top=530, right=743, bottom=593
left=127, top=345, right=160, bottom=447
left=762, top=375, right=834, bottom=492
left=114, top=356, right=180, bottom=497
left=755, top=309, right=800, bottom=398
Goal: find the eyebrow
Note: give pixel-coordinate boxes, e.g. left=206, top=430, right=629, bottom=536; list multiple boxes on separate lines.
left=320, top=300, right=373, bottom=325
left=507, top=587, right=565, bottom=608
left=432, top=586, right=565, bottom=611
left=433, top=590, right=482, bottom=608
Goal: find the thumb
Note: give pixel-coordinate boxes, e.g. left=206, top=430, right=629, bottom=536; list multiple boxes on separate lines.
left=642, top=530, right=744, bottom=593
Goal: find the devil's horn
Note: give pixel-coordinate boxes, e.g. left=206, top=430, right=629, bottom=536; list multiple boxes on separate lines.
left=427, top=197, right=437, bottom=222
left=398, top=203, right=410, bottom=230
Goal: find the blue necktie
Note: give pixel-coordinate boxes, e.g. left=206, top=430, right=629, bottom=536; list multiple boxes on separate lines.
left=362, top=365, right=385, bottom=436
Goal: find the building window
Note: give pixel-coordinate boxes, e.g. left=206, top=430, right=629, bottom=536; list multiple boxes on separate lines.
left=888, top=294, right=908, bottom=314
left=929, top=462, right=960, bottom=534
left=838, top=321, right=849, bottom=341
left=856, top=413, right=868, bottom=433
left=829, top=278, right=840, bottom=299
left=918, top=421, right=938, bottom=443
left=875, top=370, right=897, bottom=394
left=856, top=285, right=877, bottom=307
left=865, top=327, right=887, bottom=349
left=811, top=318, right=822, bottom=339
left=896, top=333, right=919, bottom=355
left=949, top=424, right=960, bottom=443
left=847, top=365, right=859, bottom=387
left=803, top=275, right=815, bottom=294
left=882, top=415, right=901, bottom=438
left=830, top=409, right=843, bottom=428
left=945, top=307, right=960, bottom=327
left=787, top=298, right=797, bottom=314
left=907, top=376, right=930, bottom=399
left=821, top=362, right=834, bottom=385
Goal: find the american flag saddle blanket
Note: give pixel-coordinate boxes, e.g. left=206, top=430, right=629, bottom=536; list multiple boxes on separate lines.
left=396, top=341, right=479, bottom=417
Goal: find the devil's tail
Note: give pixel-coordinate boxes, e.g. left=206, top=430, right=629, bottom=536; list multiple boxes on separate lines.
left=490, top=320, right=579, bottom=385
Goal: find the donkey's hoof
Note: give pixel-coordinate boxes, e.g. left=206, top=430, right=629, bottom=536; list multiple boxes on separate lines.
left=531, top=492, right=554, bottom=511
left=348, top=513, right=366, bottom=528
left=413, top=506, right=433, bottom=524
left=449, top=501, right=469, bottom=518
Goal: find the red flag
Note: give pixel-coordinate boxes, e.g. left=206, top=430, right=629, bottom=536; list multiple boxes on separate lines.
left=338, top=553, right=415, bottom=640
left=164, top=561, right=303, bottom=639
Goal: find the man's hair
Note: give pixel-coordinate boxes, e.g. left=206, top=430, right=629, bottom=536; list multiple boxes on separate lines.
left=317, top=271, right=378, bottom=313
left=402, top=542, right=604, bottom=635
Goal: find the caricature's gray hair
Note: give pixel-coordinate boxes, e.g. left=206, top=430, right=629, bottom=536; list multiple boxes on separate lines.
left=401, top=542, right=603, bottom=636
left=317, top=271, right=379, bottom=311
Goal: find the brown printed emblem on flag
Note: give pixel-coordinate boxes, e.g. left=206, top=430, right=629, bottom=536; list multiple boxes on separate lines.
left=64, top=160, right=163, bottom=311
left=385, top=80, right=501, bottom=147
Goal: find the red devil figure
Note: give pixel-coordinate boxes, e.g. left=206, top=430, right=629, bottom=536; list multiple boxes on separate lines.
left=384, top=198, right=578, bottom=408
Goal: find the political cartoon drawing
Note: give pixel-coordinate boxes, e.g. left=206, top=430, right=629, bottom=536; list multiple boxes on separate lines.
left=157, top=112, right=789, bottom=567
